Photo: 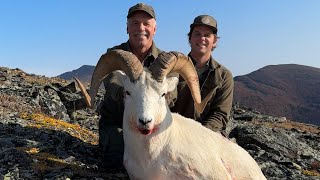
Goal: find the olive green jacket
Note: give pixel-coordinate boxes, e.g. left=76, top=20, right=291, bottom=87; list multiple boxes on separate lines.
left=171, top=55, right=234, bottom=135
left=98, top=41, right=177, bottom=127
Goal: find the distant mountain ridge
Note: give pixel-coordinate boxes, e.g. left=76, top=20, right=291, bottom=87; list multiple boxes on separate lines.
left=234, top=64, right=320, bottom=125
left=58, top=65, right=94, bottom=84
left=57, top=64, right=320, bottom=126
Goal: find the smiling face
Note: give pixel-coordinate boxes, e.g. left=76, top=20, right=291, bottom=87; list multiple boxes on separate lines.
left=127, top=11, right=157, bottom=50
left=189, top=25, right=217, bottom=56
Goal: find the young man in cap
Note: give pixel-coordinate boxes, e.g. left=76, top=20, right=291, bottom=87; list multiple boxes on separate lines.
left=97, top=3, right=177, bottom=169
left=172, top=15, right=234, bottom=137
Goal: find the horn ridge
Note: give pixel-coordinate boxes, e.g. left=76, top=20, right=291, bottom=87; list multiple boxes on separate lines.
left=149, top=51, right=202, bottom=113
left=75, top=49, right=143, bottom=108
left=149, top=51, right=177, bottom=82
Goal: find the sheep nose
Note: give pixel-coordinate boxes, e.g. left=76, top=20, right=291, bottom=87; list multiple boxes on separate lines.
left=139, top=118, right=152, bottom=126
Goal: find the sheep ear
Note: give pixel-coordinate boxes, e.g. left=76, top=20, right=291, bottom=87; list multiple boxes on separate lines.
left=166, top=76, right=179, bottom=92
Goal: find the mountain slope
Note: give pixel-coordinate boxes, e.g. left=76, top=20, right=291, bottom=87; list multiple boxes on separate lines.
left=58, top=65, right=95, bottom=84
left=234, top=64, right=320, bottom=125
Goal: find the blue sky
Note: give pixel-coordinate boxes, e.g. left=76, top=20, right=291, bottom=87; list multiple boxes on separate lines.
left=1, top=1, right=319, bottom=77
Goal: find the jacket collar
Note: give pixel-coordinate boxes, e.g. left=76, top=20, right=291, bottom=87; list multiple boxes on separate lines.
left=208, top=56, right=221, bottom=71
left=188, top=54, right=220, bottom=71
left=208, top=56, right=223, bottom=87
left=188, top=53, right=223, bottom=87
left=125, top=40, right=159, bottom=59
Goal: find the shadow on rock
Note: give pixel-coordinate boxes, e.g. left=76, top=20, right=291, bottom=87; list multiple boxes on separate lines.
left=0, top=122, right=129, bottom=180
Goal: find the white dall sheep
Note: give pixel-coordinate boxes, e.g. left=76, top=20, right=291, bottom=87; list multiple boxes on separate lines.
left=75, top=50, right=267, bottom=180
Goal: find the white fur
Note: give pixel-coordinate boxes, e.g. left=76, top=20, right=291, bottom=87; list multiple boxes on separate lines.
left=117, top=70, right=266, bottom=180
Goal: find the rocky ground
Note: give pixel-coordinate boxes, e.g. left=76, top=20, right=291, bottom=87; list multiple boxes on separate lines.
left=0, top=66, right=319, bottom=180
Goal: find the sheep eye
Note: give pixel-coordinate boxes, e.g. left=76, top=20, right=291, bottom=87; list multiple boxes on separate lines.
left=161, top=93, right=166, bottom=97
left=126, top=91, right=131, bottom=96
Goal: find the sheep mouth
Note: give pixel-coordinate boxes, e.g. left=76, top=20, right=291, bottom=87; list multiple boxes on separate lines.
left=140, top=129, right=152, bottom=135
left=138, top=127, right=157, bottom=135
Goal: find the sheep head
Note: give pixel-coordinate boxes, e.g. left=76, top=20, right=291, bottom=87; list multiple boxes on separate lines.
left=119, top=70, right=178, bottom=135
left=74, top=50, right=208, bottom=134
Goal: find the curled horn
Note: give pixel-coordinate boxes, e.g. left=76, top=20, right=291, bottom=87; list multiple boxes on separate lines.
left=74, top=49, right=143, bottom=108
left=149, top=52, right=207, bottom=115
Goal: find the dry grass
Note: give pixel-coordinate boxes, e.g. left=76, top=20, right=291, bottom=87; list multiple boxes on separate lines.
left=4, top=67, right=69, bottom=86
left=302, top=169, right=320, bottom=176
left=31, top=152, right=99, bottom=178
left=31, top=151, right=70, bottom=173
left=13, top=111, right=100, bottom=178
left=302, top=160, right=320, bottom=176
left=252, top=120, right=320, bottom=134
left=17, top=147, right=74, bottom=175
left=19, top=113, right=98, bottom=145
left=16, top=146, right=99, bottom=178
left=24, top=76, right=69, bottom=86
left=252, top=120, right=320, bottom=176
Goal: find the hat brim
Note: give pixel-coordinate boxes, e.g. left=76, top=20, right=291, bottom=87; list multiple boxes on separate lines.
left=190, top=23, right=217, bottom=34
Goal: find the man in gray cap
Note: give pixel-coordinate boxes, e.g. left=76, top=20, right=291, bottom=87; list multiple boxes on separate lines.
left=97, top=3, right=177, bottom=169
left=172, top=15, right=234, bottom=137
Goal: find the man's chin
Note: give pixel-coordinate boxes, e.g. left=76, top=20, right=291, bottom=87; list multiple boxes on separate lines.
left=195, top=49, right=207, bottom=54
left=133, top=42, right=149, bottom=49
